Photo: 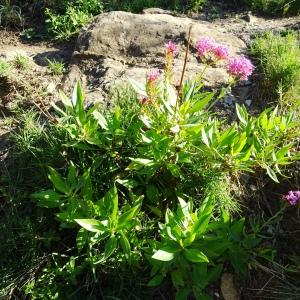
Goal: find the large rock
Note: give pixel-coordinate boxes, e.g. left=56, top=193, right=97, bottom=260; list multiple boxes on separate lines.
left=64, top=11, right=246, bottom=101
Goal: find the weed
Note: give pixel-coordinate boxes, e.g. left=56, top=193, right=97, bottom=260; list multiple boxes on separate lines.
left=12, top=54, right=30, bottom=70
left=0, top=59, right=11, bottom=77
left=46, top=58, right=65, bottom=75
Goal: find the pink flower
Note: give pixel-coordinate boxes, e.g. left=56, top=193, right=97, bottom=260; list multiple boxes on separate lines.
left=226, top=56, right=254, bottom=81
left=195, top=37, right=216, bottom=57
left=165, top=41, right=177, bottom=56
left=283, top=191, right=300, bottom=206
left=212, top=44, right=230, bottom=60
left=147, top=69, right=160, bottom=83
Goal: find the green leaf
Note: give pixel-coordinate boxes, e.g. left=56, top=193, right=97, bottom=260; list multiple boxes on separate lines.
left=48, top=167, right=70, bottom=194
left=117, top=204, right=140, bottom=229
left=171, top=270, right=184, bottom=287
left=119, top=230, right=131, bottom=258
left=266, top=166, right=279, bottom=183
left=92, top=111, right=108, bottom=130
left=189, top=92, right=214, bottom=113
left=183, top=248, right=209, bottom=263
left=175, top=289, right=191, bottom=300
left=104, top=235, right=117, bottom=258
left=73, top=81, right=86, bottom=124
left=32, top=190, right=62, bottom=208
left=74, top=219, right=106, bottom=232
left=110, top=186, right=118, bottom=222
left=236, top=104, right=248, bottom=125
left=229, top=246, right=247, bottom=274
left=146, top=185, right=159, bottom=203
left=230, top=218, right=245, bottom=241
left=147, top=205, right=162, bottom=217
left=128, top=78, right=147, bottom=96
left=192, top=213, right=212, bottom=236
left=207, top=264, right=223, bottom=283
left=59, top=90, right=72, bottom=109
left=148, top=274, right=164, bottom=287
left=116, top=178, right=139, bottom=189
left=201, top=128, right=210, bottom=147
left=127, top=158, right=155, bottom=171
left=76, top=228, right=89, bottom=252
left=152, top=247, right=177, bottom=261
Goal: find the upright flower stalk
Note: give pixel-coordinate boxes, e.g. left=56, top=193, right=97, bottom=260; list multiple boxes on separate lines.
left=165, top=41, right=178, bottom=82
left=146, top=69, right=160, bottom=104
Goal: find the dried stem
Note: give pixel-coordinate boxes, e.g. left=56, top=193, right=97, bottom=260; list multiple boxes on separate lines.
left=178, top=25, right=193, bottom=97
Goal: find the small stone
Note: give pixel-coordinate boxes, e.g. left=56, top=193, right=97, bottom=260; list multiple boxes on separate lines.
left=46, top=82, right=56, bottom=94
left=250, top=184, right=257, bottom=191
left=224, top=93, right=236, bottom=106
left=221, top=273, right=239, bottom=300
left=245, top=99, right=252, bottom=107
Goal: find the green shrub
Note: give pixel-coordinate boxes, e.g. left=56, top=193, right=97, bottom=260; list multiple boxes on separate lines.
left=2, top=38, right=300, bottom=299
left=243, top=0, right=300, bottom=16
left=0, top=0, right=24, bottom=28
left=250, top=31, right=300, bottom=108
left=45, top=6, right=92, bottom=40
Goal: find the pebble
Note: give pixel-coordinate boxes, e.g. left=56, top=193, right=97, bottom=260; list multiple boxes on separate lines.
left=46, top=82, right=56, bottom=94
left=223, top=93, right=236, bottom=106
left=245, top=99, right=252, bottom=107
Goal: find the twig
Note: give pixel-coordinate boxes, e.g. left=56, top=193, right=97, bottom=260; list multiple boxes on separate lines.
left=178, top=24, right=193, bottom=97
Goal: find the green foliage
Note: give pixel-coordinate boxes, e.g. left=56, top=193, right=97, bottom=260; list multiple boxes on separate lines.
left=246, top=0, right=300, bottom=16
left=46, top=58, right=66, bottom=75
left=12, top=54, right=30, bottom=70
left=148, top=197, right=262, bottom=298
left=1, top=40, right=299, bottom=298
left=0, top=0, right=24, bottom=28
left=0, top=59, right=11, bottom=77
left=251, top=31, right=300, bottom=108
left=45, top=6, right=92, bottom=40
left=26, top=73, right=298, bottom=297
left=106, top=0, right=206, bottom=12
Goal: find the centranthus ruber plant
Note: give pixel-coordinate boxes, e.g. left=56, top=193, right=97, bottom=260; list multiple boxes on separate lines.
left=29, top=34, right=300, bottom=300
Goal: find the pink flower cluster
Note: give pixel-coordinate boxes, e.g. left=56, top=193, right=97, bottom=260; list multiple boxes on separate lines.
left=195, top=37, right=254, bottom=81
left=147, top=69, right=160, bottom=83
left=165, top=41, right=178, bottom=57
left=195, top=37, right=229, bottom=61
left=283, top=190, right=300, bottom=206
left=226, top=56, right=255, bottom=81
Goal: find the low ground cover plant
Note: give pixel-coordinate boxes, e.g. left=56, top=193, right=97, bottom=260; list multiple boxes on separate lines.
left=250, top=31, right=300, bottom=109
left=1, top=36, right=299, bottom=299
left=46, top=58, right=66, bottom=75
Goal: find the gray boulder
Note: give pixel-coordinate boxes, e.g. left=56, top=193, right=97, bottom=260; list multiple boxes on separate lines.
left=64, top=11, right=246, bottom=101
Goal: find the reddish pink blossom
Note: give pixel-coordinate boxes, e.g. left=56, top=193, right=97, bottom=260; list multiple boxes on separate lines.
left=212, top=44, right=230, bottom=60
left=226, top=56, right=254, bottom=80
left=283, top=190, right=300, bottom=206
left=165, top=41, right=178, bottom=56
left=147, top=69, right=160, bottom=83
left=195, top=37, right=216, bottom=57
